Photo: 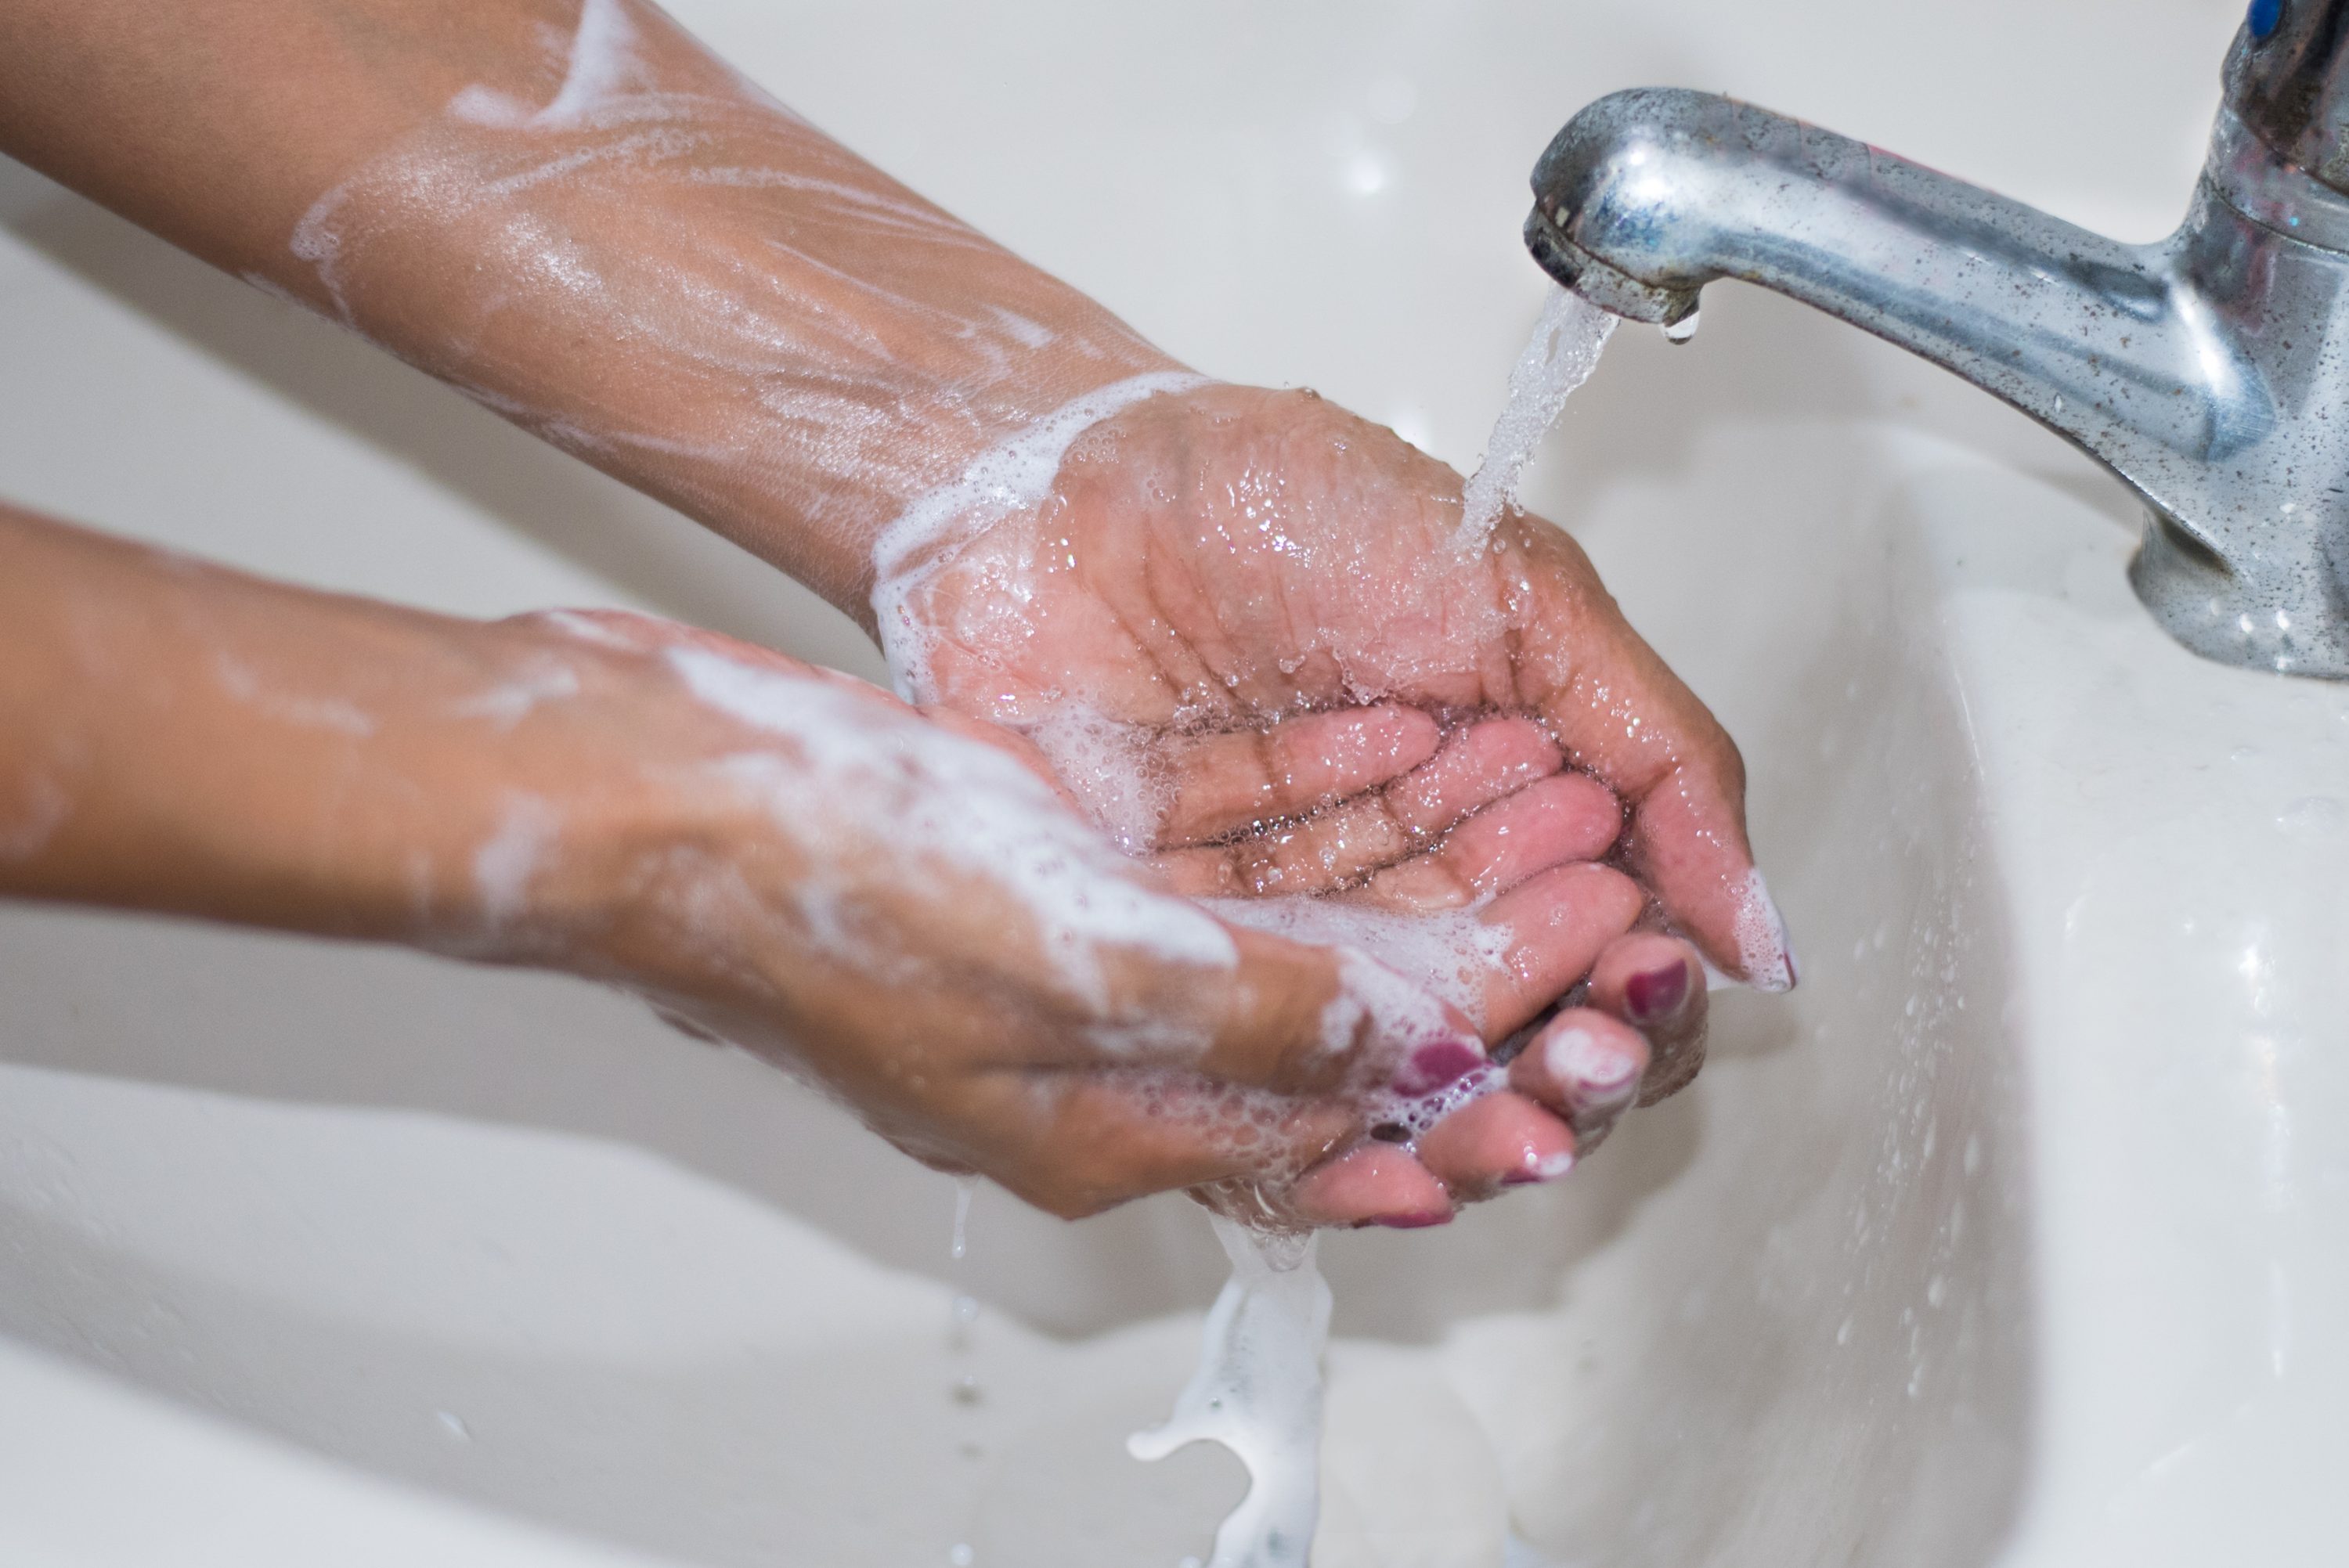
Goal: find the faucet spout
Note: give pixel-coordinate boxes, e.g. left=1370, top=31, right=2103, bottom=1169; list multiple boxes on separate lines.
left=1525, top=80, right=2349, bottom=678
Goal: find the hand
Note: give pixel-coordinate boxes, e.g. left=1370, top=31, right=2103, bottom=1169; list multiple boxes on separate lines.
left=503, top=611, right=1596, bottom=1222
left=875, top=382, right=1791, bottom=1217
left=0, top=505, right=1626, bottom=1227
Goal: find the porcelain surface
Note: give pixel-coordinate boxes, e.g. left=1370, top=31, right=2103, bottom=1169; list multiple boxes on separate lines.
left=5, top=1, right=2342, bottom=1564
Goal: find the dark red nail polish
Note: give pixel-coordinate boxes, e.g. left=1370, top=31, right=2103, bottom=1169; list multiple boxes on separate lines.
left=1396, top=1039, right=1483, bottom=1094
left=1372, top=1209, right=1454, bottom=1230
left=1624, top=962, right=1690, bottom=1023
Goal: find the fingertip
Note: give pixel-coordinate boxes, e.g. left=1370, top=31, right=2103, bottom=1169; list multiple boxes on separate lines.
left=1477, top=860, right=1647, bottom=1038
left=1512, top=1010, right=1649, bottom=1102
left=1415, top=1091, right=1576, bottom=1193
left=1287, top=1144, right=1454, bottom=1228
left=1734, top=867, right=1799, bottom=993
left=1587, top=933, right=1704, bottom=1028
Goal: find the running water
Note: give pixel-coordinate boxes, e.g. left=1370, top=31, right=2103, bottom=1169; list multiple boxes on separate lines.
left=1452, top=287, right=1617, bottom=554
left=947, top=1177, right=982, bottom=1568
left=1129, top=1217, right=1333, bottom=1568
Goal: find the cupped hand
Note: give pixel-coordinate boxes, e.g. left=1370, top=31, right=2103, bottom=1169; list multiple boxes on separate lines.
left=874, top=382, right=1792, bottom=1216
left=518, top=609, right=1632, bottom=1224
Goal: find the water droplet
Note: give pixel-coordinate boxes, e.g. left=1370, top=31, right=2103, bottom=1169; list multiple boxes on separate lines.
left=2277, top=795, right=2344, bottom=838
left=436, top=1411, right=472, bottom=1441
left=949, top=1545, right=975, bottom=1567
left=950, top=1176, right=974, bottom=1262
left=1661, top=310, right=1700, bottom=344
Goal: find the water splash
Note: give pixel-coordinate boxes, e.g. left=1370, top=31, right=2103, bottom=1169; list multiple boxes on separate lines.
left=1452, top=287, right=1616, bottom=553
left=1130, top=1217, right=1333, bottom=1568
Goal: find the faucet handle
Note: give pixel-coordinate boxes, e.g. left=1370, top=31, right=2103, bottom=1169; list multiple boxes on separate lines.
left=2226, top=0, right=2349, bottom=194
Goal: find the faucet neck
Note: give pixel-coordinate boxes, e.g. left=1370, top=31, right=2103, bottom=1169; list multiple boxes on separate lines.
left=2226, top=0, right=2349, bottom=200
left=2206, top=105, right=2349, bottom=252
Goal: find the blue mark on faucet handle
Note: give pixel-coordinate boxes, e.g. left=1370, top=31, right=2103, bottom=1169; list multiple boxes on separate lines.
left=2250, top=0, right=2284, bottom=41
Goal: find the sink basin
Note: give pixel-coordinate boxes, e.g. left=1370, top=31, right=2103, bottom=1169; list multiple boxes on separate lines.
left=4, top=1, right=2345, bottom=1563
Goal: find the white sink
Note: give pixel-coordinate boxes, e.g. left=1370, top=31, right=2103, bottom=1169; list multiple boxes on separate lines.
left=5, top=1, right=2346, bottom=1563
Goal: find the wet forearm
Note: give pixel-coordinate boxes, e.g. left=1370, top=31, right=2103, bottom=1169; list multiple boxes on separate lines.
left=0, top=0, right=1182, bottom=615
left=0, top=503, right=615, bottom=948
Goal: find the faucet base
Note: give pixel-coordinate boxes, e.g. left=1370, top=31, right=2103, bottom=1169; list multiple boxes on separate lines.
left=2129, top=510, right=2349, bottom=679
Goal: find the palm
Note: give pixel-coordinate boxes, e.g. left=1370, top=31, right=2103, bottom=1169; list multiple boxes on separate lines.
left=882, top=382, right=1775, bottom=1020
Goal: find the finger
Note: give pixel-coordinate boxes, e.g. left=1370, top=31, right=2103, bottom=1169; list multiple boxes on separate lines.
left=1507, top=1009, right=1649, bottom=1153
left=1382, top=716, right=1564, bottom=836
left=1506, top=521, right=1795, bottom=989
left=1160, top=792, right=1414, bottom=897
left=1155, top=704, right=1441, bottom=847
left=1149, top=718, right=1593, bottom=900
left=1283, top=1142, right=1454, bottom=1228
left=1474, top=861, right=1648, bottom=1040
left=983, top=1069, right=1358, bottom=1220
left=1413, top=1090, right=1577, bottom=1193
left=1189, top=925, right=1486, bottom=1100
left=1582, top=932, right=1709, bottom=1105
left=1359, top=771, right=1622, bottom=910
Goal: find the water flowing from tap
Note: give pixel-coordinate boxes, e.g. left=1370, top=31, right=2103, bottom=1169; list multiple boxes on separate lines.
left=1452, top=286, right=1615, bottom=554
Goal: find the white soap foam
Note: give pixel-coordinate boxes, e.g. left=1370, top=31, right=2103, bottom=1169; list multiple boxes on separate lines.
left=1453, top=287, right=1615, bottom=554
left=871, top=370, right=1210, bottom=703
left=1131, top=1215, right=1332, bottom=1568
left=449, top=663, right=582, bottom=729
left=211, top=652, right=378, bottom=738
left=666, top=645, right=1238, bottom=1011
left=1734, top=867, right=1797, bottom=993
left=284, top=0, right=1178, bottom=569
left=1203, top=896, right=1506, bottom=1033
left=0, top=775, right=70, bottom=863
left=1023, top=705, right=1171, bottom=856
left=472, top=795, right=560, bottom=930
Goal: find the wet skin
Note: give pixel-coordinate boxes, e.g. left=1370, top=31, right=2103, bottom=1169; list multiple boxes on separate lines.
left=0, top=0, right=1782, bottom=1226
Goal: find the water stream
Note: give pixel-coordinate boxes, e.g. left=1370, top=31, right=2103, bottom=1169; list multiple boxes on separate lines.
left=1129, top=284, right=1620, bottom=1567
left=1452, top=286, right=1616, bottom=553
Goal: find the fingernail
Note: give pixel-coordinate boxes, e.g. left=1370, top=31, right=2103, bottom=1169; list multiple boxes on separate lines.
left=1624, top=962, right=1690, bottom=1024
left=1545, top=1026, right=1640, bottom=1093
left=1395, top=1038, right=1485, bottom=1095
left=1503, top=1149, right=1576, bottom=1186
left=1368, top=1209, right=1454, bottom=1230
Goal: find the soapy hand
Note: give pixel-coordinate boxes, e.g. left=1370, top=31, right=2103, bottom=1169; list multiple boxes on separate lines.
left=875, top=380, right=1780, bottom=1219
left=496, top=610, right=1611, bottom=1223
left=0, top=0, right=1786, bottom=1227
left=0, top=505, right=1638, bottom=1227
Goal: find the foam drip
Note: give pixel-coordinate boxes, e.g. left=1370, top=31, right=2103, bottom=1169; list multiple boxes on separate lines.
left=1130, top=1216, right=1332, bottom=1568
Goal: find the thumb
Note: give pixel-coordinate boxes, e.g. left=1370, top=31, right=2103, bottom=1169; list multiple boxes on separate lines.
left=1193, top=925, right=1485, bottom=1101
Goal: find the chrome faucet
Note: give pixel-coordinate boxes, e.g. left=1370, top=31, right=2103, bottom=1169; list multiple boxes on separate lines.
left=1525, top=1, right=2349, bottom=677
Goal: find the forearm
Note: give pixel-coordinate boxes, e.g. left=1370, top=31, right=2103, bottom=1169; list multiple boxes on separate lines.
left=0, top=502, right=625, bottom=949
left=0, top=0, right=1182, bottom=614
